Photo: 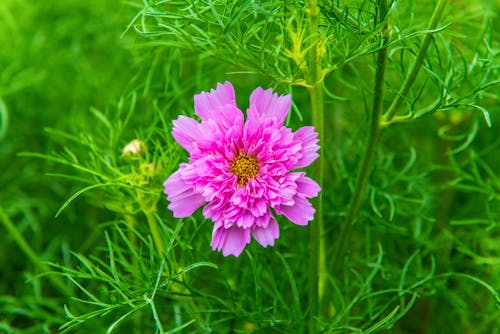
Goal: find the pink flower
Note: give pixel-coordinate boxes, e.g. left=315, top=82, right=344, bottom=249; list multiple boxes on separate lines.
left=163, top=82, right=320, bottom=257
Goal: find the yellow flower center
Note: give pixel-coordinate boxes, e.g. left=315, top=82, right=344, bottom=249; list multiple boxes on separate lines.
left=231, top=153, right=259, bottom=185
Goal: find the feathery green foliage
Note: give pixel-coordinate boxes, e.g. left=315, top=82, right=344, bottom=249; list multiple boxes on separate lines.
left=1, top=0, right=499, bottom=333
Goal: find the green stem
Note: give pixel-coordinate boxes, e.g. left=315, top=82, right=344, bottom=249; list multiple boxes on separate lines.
left=331, top=0, right=389, bottom=273
left=0, top=206, right=71, bottom=296
left=306, top=0, right=326, bottom=331
left=145, top=211, right=165, bottom=256
left=383, top=0, right=448, bottom=121
left=123, top=214, right=144, bottom=334
left=331, top=0, right=448, bottom=272
left=124, top=214, right=139, bottom=261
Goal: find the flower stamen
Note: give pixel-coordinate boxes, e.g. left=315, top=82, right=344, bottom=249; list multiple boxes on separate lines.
left=231, top=153, right=259, bottom=185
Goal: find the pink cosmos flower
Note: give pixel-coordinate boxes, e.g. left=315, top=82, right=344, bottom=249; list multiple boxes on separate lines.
left=163, top=82, right=320, bottom=257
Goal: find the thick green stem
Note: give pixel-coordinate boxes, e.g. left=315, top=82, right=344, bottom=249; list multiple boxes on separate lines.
left=383, top=0, right=448, bottom=121
left=145, top=211, right=165, bottom=256
left=331, top=0, right=389, bottom=273
left=137, top=188, right=165, bottom=257
left=309, top=81, right=326, bottom=323
left=331, top=0, right=448, bottom=272
left=0, top=206, right=71, bottom=296
left=306, top=0, right=326, bottom=331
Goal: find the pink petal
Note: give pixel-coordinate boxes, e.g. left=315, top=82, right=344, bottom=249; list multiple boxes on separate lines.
left=171, top=116, right=201, bottom=153
left=167, top=194, right=205, bottom=218
left=236, top=211, right=255, bottom=229
left=248, top=87, right=291, bottom=125
left=210, top=222, right=226, bottom=251
left=203, top=201, right=223, bottom=225
left=252, top=216, right=279, bottom=247
left=223, top=227, right=251, bottom=257
left=163, top=170, right=205, bottom=218
left=211, top=224, right=251, bottom=257
left=251, top=198, right=268, bottom=217
left=296, top=174, right=321, bottom=198
left=194, top=81, right=244, bottom=125
left=273, top=172, right=301, bottom=206
left=279, top=196, right=315, bottom=226
left=293, top=126, right=320, bottom=169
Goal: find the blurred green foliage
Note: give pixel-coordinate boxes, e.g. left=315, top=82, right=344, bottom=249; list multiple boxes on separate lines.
left=1, top=0, right=499, bottom=333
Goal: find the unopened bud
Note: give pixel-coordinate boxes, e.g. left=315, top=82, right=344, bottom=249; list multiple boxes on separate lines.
left=122, top=139, right=145, bottom=156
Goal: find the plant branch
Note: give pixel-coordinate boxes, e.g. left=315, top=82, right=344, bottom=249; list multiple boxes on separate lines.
left=145, top=211, right=165, bottom=256
left=383, top=0, right=448, bottom=122
left=306, top=0, right=326, bottom=332
left=330, top=0, right=389, bottom=273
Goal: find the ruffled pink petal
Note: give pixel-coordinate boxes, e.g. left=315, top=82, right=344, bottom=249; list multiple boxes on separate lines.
left=248, top=87, right=291, bottom=125
left=203, top=201, right=223, bottom=226
left=211, top=224, right=251, bottom=257
left=251, top=198, right=268, bottom=217
left=252, top=216, right=279, bottom=247
left=163, top=170, right=205, bottom=218
left=271, top=172, right=300, bottom=207
left=194, top=81, right=244, bottom=125
left=210, top=222, right=225, bottom=251
left=293, top=126, right=320, bottom=169
left=237, top=211, right=255, bottom=229
left=171, top=116, right=202, bottom=153
left=278, top=196, right=315, bottom=226
left=296, top=174, right=321, bottom=198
